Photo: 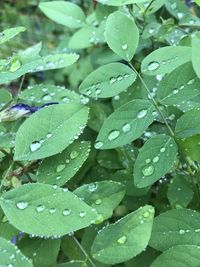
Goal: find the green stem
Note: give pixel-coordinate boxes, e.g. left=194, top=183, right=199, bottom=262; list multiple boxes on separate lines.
left=72, top=235, right=96, bottom=267
left=0, top=161, right=14, bottom=192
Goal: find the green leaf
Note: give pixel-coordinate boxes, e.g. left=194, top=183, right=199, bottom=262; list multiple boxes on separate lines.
left=134, top=134, right=178, bottom=188
left=19, top=84, right=80, bottom=105
left=39, top=1, right=86, bottom=28
left=150, top=245, right=200, bottom=267
left=150, top=209, right=200, bottom=251
left=167, top=175, right=194, bottom=208
left=0, top=27, right=26, bottom=45
left=37, top=141, right=91, bottom=186
left=14, top=103, right=89, bottom=161
left=105, top=11, right=139, bottom=61
left=96, top=0, right=149, bottom=6
left=19, top=238, right=60, bottom=267
left=175, top=109, right=200, bottom=138
left=179, top=135, right=200, bottom=162
left=74, top=181, right=125, bottom=220
left=95, top=99, right=155, bottom=149
left=192, top=34, right=200, bottom=78
left=0, top=183, right=97, bottom=237
left=157, top=62, right=200, bottom=106
left=0, top=89, right=12, bottom=109
left=0, top=236, right=33, bottom=267
left=79, top=63, right=136, bottom=98
left=91, top=205, right=155, bottom=264
left=0, top=53, right=79, bottom=85
left=141, top=46, right=192, bottom=75
left=58, top=261, right=88, bottom=267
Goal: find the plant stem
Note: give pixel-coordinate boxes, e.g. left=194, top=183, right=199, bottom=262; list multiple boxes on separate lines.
left=16, top=75, right=25, bottom=99
left=128, top=62, right=175, bottom=137
left=72, top=235, right=96, bottom=267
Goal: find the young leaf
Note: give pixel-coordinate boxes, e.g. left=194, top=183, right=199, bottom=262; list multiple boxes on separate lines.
left=37, top=141, right=91, bottom=186
left=74, top=181, right=125, bottom=220
left=105, top=11, right=139, bottom=61
left=0, top=236, right=33, bottom=267
left=91, top=205, right=155, bottom=264
left=95, top=99, right=155, bottom=149
left=150, top=209, right=200, bottom=251
left=79, top=63, right=136, bottom=98
left=150, top=245, right=200, bottom=267
left=0, top=27, right=26, bottom=45
left=39, top=1, right=86, bottom=28
left=175, top=109, right=200, bottom=138
left=167, top=175, right=194, bottom=208
left=134, top=134, right=178, bottom=188
left=19, top=84, right=80, bottom=105
left=141, top=46, right=192, bottom=75
left=192, top=34, right=200, bottom=78
left=157, top=62, right=200, bottom=106
left=0, top=183, right=97, bottom=237
left=14, top=103, right=89, bottom=161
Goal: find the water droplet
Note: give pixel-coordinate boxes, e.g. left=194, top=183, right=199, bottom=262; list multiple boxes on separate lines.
left=173, top=89, right=179, bottom=94
left=30, top=141, right=42, bottom=152
left=36, top=205, right=45, bottom=212
left=88, top=183, right=98, bottom=192
left=160, top=147, right=166, bottom=153
left=42, top=94, right=52, bottom=101
left=16, top=201, right=28, bottom=210
left=137, top=109, right=147, bottom=119
left=117, top=235, right=127, bottom=244
left=122, top=44, right=128, bottom=50
left=142, top=165, right=154, bottom=176
left=147, top=61, right=160, bottom=71
left=63, top=209, right=71, bottom=216
left=46, top=133, right=52, bottom=138
left=79, top=211, right=86, bottom=217
left=56, top=164, right=66, bottom=172
left=49, top=208, right=56, bottom=214
left=122, top=123, right=131, bottom=133
left=110, top=77, right=117, bottom=84
left=179, top=229, right=185, bottom=235
left=108, top=130, right=120, bottom=140
left=86, top=89, right=92, bottom=96
left=95, top=199, right=102, bottom=205
left=70, top=150, right=79, bottom=159
left=56, top=175, right=61, bottom=180
left=94, top=141, right=103, bottom=149
left=177, top=12, right=184, bottom=19
left=153, top=156, right=159, bottom=163
left=95, top=88, right=101, bottom=95
left=143, top=211, right=150, bottom=218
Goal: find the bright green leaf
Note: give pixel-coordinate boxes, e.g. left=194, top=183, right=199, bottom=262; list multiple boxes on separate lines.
left=0, top=27, right=26, bottom=45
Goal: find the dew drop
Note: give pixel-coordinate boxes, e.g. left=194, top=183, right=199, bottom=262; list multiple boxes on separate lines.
left=95, top=199, right=102, bottom=205
left=153, top=156, right=159, bottom=163
left=46, top=133, right=52, bottom=138
left=86, top=89, right=92, bottom=96
left=143, top=211, right=150, bottom=218
left=56, top=164, right=66, bottom=172
left=95, top=88, right=101, bottom=95
left=63, top=209, right=71, bottom=216
left=122, top=123, right=131, bottom=133
left=49, top=208, right=56, bottom=214
left=137, top=109, right=147, bottom=119
left=79, top=211, right=86, bottom=217
left=30, top=141, right=42, bottom=152
left=147, top=61, right=160, bottom=71
left=95, top=141, right=103, bottom=149
left=42, top=94, right=52, bottom=101
left=117, top=235, right=127, bottom=244
left=160, top=147, right=166, bottom=153
left=179, top=229, right=185, bottom=235
left=173, top=89, right=179, bottom=94
left=70, top=150, right=79, bottom=159
left=108, top=130, right=120, bottom=140
left=16, top=201, right=28, bottom=210
left=122, top=44, right=128, bottom=50
left=110, top=77, right=117, bottom=84
left=142, top=165, right=154, bottom=176
left=56, top=175, right=61, bottom=180
left=36, top=205, right=45, bottom=212
left=88, top=183, right=98, bottom=192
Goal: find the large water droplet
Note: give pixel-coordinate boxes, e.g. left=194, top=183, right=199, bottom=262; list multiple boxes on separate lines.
left=142, top=165, right=154, bottom=176
left=16, top=201, right=28, bottom=210
left=122, top=123, right=131, bottom=133
left=108, top=130, right=120, bottom=141
left=122, top=44, right=128, bottom=50
left=63, top=209, right=71, bottom=216
left=70, top=150, right=79, bottom=159
left=147, top=61, right=160, bottom=71
left=56, top=164, right=66, bottom=172
left=117, top=235, right=127, bottom=244
left=137, top=109, right=147, bottom=119
left=30, top=141, right=41, bottom=152
left=94, top=141, right=103, bottom=149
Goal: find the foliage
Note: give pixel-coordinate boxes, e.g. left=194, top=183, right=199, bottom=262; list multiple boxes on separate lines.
left=0, top=0, right=200, bottom=266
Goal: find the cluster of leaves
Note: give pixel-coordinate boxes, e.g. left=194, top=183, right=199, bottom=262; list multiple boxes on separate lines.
left=1, top=0, right=200, bottom=266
